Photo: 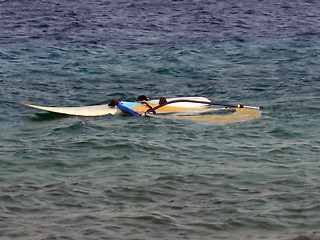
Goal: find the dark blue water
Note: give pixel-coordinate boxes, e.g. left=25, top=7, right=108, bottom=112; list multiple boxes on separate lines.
left=1, top=1, right=319, bottom=239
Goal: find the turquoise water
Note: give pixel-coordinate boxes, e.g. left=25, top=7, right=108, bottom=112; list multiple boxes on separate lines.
left=1, top=1, right=320, bottom=239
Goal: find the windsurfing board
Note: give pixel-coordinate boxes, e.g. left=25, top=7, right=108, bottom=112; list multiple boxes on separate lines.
left=23, top=97, right=211, bottom=116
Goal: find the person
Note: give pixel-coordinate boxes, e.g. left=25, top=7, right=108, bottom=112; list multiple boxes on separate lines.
left=137, top=95, right=150, bottom=101
left=159, top=97, right=167, bottom=105
left=108, top=99, right=119, bottom=106
left=137, top=95, right=168, bottom=105
left=109, top=95, right=167, bottom=107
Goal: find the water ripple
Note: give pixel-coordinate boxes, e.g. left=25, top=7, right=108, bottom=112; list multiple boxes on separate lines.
left=1, top=1, right=320, bottom=239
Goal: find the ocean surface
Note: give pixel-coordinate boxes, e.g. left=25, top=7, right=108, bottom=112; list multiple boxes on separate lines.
left=0, top=0, right=319, bottom=239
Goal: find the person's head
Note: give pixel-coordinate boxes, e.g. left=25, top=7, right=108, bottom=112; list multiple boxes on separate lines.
left=137, top=95, right=150, bottom=101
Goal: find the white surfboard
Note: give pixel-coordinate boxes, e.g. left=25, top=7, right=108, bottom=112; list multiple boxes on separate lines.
left=23, top=97, right=211, bottom=116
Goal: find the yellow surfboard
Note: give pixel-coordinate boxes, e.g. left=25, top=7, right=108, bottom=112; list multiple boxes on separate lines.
left=151, top=108, right=261, bottom=125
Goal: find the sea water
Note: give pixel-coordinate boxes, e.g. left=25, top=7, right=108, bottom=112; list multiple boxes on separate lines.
left=0, top=1, right=319, bottom=239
